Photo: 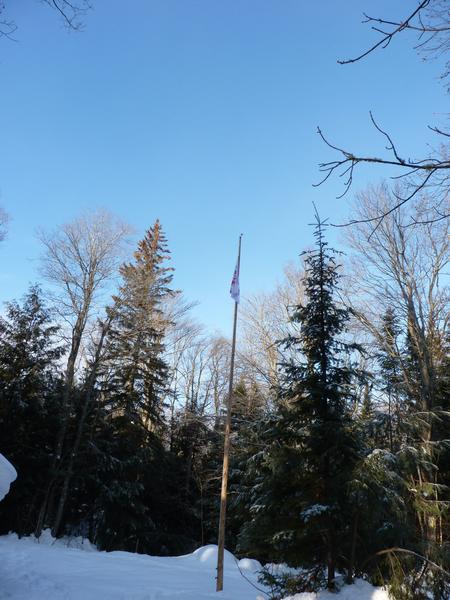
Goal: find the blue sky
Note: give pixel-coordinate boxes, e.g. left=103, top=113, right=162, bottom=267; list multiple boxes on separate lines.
left=0, top=1, right=447, bottom=333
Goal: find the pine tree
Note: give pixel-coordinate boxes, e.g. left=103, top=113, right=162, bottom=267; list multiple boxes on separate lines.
left=90, top=221, right=181, bottom=553
left=360, top=382, right=373, bottom=421
left=238, top=215, right=364, bottom=592
left=0, top=286, right=65, bottom=535
left=104, top=219, right=174, bottom=429
left=377, top=308, right=403, bottom=451
left=226, top=380, right=268, bottom=552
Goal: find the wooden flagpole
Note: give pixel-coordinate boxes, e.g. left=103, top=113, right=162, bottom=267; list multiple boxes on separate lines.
left=216, top=234, right=242, bottom=592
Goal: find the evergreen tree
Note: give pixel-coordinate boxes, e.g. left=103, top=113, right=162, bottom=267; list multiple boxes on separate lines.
left=103, top=219, right=174, bottom=429
left=227, top=381, right=268, bottom=552
left=360, top=382, right=373, bottom=421
left=376, top=308, right=403, bottom=451
left=0, top=286, right=65, bottom=535
left=238, top=216, right=364, bottom=591
left=170, top=407, right=218, bottom=547
left=87, top=221, right=187, bottom=553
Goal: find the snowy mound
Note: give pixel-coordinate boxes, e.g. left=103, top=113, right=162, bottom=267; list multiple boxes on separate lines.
left=36, top=528, right=97, bottom=552
left=192, top=544, right=236, bottom=566
left=189, top=545, right=262, bottom=574
left=0, top=533, right=390, bottom=600
left=237, top=557, right=262, bottom=574
left=0, top=453, right=17, bottom=501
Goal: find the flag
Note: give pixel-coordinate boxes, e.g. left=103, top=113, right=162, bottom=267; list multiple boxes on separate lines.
left=230, top=259, right=240, bottom=303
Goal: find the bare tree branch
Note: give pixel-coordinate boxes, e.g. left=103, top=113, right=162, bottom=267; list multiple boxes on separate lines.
left=338, top=1, right=432, bottom=65
left=316, top=116, right=449, bottom=186
left=0, top=0, right=92, bottom=38
left=316, top=113, right=449, bottom=229
left=317, top=1, right=450, bottom=229
left=42, top=0, right=92, bottom=32
left=330, top=170, right=443, bottom=239
left=0, top=20, right=17, bottom=40
left=0, top=2, right=16, bottom=39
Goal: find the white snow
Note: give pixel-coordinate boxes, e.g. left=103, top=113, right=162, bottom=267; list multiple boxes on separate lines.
left=0, top=534, right=266, bottom=600
left=283, top=578, right=389, bottom=599
left=300, top=504, right=330, bottom=522
left=0, top=532, right=390, bottom=600
left=0, top=453, right=17, bottom=501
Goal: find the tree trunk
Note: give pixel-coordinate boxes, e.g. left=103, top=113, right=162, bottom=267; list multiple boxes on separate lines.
left=51, top=318, right=111, bottom=536
left=327, top=550, right=336, bottom=590
left=346, top=512, right=359, bottom=584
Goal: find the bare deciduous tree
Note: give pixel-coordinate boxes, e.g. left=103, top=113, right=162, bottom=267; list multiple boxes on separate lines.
left=35, top=209, right=131, bottom=535
left=344, top=184, right=449, bottom=545
left=162, top=295, right=203, bottom=444
left=168, top=333, right=229, bottom=430
left=239, top=263, right=305, bottom=394
left=39, top=210, right=131, bottom=405
left=345, top=185, right=448, bottom=405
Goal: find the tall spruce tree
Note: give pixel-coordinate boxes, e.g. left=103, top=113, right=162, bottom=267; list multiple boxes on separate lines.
left=238, top=215, right=363, bottom=591
left=103, top=219, right=174, bottom=429
left=91, top=221, right=183, bottom=553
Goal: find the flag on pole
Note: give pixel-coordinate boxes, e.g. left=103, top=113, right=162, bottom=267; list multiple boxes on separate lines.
left=230, top=259, right=240, bottom=303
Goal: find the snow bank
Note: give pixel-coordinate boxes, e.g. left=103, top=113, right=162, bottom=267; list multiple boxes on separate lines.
left=37, top=528, right=98, bottom=551
left=192, top=544, right=236, bottom=567
left=238, top=557, right=263, bottom=574
left=0, top=532, right=389, bottom=600
left=0, top=452, right=17, bottom=501
left=0, top=534, right=265, bottom=600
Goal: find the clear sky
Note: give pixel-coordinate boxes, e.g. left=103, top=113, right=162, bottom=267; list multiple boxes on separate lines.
left=0, top=1, right=447, bottom=334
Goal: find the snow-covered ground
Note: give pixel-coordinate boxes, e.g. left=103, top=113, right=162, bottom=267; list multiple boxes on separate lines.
left=283, top=579, right=389, bottom=600
left=0, top=532, right=389, bottom=600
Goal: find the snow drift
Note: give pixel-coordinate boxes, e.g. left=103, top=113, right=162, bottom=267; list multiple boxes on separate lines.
left=0, top=453, right=17, bottom=501
left=0, top=531, right=390, bottom=600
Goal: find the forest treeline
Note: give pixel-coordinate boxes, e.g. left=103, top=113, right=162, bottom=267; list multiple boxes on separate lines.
left=0, top=186, right=448, bottom=599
